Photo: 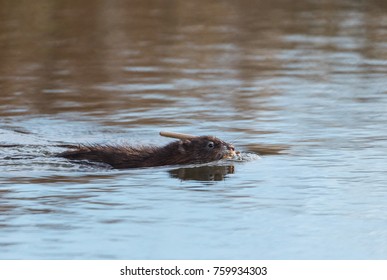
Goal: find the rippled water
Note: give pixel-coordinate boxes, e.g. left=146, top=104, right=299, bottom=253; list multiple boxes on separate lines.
left=1, top=0, right=387, bottom=259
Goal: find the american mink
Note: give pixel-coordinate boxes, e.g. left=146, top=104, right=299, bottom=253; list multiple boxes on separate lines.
left=58, top=135, right=238, bottom=169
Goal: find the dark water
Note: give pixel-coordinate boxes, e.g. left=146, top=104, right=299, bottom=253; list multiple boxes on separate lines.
left=1, top=0, right=387, bottom=259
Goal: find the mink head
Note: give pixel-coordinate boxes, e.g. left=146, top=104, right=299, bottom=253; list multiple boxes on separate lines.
left=177, top=136, right=237, bottom=163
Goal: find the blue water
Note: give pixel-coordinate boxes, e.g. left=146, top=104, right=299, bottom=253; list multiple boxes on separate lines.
left=1, top=0, right=387, bottom=259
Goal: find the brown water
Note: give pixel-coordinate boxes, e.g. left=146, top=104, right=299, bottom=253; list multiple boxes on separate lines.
left=1, top=0, right=387, bottom=259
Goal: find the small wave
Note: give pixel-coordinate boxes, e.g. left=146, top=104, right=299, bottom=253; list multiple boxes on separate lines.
left=227, top=152, right=261, bottom=162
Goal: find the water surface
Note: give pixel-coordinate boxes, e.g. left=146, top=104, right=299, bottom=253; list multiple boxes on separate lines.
left=1, top=0, right=387, bottom=259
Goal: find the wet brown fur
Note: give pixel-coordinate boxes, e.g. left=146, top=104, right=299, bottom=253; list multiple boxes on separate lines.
left=58, top=136, right=236, bottom=169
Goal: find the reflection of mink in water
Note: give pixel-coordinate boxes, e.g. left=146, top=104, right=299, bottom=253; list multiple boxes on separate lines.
left=58, top=136, right=237, bottom=169
left=169, top=165, right=235, bottom=181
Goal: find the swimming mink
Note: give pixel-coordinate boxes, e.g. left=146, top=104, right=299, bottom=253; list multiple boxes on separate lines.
left=58, top=135, right=237, bottom=169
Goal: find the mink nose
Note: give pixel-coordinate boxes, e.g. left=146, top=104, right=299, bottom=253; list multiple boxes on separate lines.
left=227, top=145, right=237, bottom=156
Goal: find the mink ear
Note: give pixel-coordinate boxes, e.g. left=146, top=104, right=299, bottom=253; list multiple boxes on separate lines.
left=178, top=140, right=191, bottom=154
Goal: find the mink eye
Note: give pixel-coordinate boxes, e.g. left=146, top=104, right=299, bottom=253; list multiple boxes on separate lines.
left=207, top=141, right=215, bottom=149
